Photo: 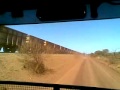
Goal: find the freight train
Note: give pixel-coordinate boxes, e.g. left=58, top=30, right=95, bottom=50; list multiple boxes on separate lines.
left=0, top=26, right=79, bottom=54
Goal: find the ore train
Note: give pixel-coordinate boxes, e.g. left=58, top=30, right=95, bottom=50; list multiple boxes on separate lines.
left=0, top=26, right=79, bottom=54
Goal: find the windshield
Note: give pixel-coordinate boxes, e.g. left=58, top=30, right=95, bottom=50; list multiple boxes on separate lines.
left=0, top=19, right=120, bottom=89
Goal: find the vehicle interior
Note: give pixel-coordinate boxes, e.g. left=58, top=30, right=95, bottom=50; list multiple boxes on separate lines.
left=0, top=0, right=120, bottom=90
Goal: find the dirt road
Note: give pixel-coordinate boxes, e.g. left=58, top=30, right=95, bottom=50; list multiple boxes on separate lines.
left=1, top=54, right=120, bottom=89
left=56, top=57, right=120, bottom=89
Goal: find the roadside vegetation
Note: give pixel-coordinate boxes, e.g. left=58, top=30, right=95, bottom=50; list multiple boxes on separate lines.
left=90, top=49, right=119, bottom=64
left=19, top=38, right=53, bottom=74
left=90, top=49, right=120, bottom=73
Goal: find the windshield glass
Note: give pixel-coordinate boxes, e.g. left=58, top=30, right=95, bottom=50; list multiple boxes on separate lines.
left=0, top=19, right=120, bottom=89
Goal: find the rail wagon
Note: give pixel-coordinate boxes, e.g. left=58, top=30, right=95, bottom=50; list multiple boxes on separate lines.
left=0, top=26, right=27, bottom=53
left=0, top=26, right=79, bottom=54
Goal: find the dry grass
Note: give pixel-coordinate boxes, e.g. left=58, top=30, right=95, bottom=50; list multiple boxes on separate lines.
left=0, top=53, right=83, bottom=83
left=92, top=55, right=120, bottom=74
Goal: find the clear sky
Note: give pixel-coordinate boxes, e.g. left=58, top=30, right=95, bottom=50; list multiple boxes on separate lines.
left=6, top=18, right=120, bottom=54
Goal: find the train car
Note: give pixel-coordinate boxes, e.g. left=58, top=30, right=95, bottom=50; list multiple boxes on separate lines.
left=43, top=41, right=54, bottom=53
left=0, top=26, right=79, bottom=54
left=0, top=26, right=27, bottom=53
left=59, top=46, right=66, bottom=54
left=26, top=35, right=44, bottom=45
left=26, top=35, right=58, bottom=54
left=25, top=35, right=47, bottom=53
left=53, top=44, right=59, bottom=54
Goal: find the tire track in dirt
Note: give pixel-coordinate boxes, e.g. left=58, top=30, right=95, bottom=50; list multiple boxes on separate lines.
left=56, top=57, right=120, bottom=89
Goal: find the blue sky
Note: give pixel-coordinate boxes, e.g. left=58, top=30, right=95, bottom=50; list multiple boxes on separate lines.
left=6, top=18, right=120, bottom=54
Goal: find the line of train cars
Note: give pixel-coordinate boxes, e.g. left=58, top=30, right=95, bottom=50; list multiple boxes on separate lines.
left=0, top=26, right=80, bottom=54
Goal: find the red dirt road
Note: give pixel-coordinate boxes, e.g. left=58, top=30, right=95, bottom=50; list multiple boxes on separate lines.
left=1, top=54, right=120, bottom=89
left=56, top=57, right=120, bottom=89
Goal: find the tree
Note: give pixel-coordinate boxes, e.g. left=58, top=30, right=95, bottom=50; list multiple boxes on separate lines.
left=101, top=49, right=109, bottom=56
left=94, top=50, right=102, bottom=55
left=102, top=49, right=109, bottom=53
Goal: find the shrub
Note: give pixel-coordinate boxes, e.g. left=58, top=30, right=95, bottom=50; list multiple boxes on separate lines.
left=19, top=38, right=52, bottom=74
